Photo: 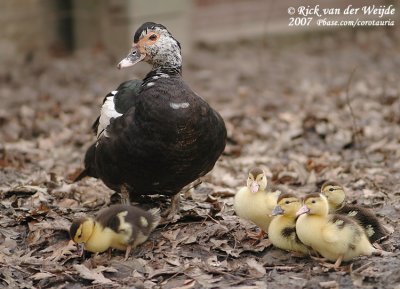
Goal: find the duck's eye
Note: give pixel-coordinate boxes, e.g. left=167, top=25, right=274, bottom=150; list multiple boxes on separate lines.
left=311, top=200, right=316, bottom=204
left=285, top=200, right=290, bottom=204
left=329, top=188, right=334, bottom=192
left=149, top=34, right=157, bottom=41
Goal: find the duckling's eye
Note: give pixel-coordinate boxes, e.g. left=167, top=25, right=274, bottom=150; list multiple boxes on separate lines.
left=329, top=188, right=334, bottom=192
left=149, top=34, right=157, bottom=40
left=311, top=200, right=316, bottom=204
left=77, top=233, right=82, bottom=239
left=285, top=200, right=290, bottom=205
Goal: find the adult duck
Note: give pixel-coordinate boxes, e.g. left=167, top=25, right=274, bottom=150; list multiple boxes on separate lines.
left=76, top=22, right=227, bottom=215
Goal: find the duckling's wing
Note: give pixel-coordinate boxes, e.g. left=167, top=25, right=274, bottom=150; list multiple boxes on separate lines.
left=322, top=214, right=354, bottom=243
left=96, top=205, right=134, bottom=233
left=340, top=204, right=388, bottom=242
left=321, top=225, right=340, bottom=243
left=282, top=226, right=299, bottom=242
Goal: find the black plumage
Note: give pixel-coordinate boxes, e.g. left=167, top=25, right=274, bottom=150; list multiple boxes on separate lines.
left=76, top=22, right=226, bottom=204
left=74, top=143, right=97, bottom=181
left=74, top=80, right=143, bottom=182
left=335, top=204, right=388, bottom=242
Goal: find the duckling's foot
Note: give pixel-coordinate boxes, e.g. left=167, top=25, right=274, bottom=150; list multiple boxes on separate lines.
left=310, top=255, right=328, bottom=262
left=107, top=248, right=113, bottom=260
left=334, top=255, right=343, bottom=268
left=247, top=229, right=266, bottom=240
left=373, top=249, right=392, bottom=257
left=373, top=242, right=383, bottom=250
left=124, top=245, right=132, bottom=261
left=310, top=255, right=343, bottom=269
left=89, top=253, right=100, bottom=267
left=162, top=193, right=181, bottom=221
left=290, top=251, right=307, bottom=258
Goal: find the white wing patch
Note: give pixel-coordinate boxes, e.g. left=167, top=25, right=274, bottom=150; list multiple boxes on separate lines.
left=97, top=95, right=122, bottom=138
left=348, top=211, right=358, bottom=217
left=170, top=102, right=189, bottom=109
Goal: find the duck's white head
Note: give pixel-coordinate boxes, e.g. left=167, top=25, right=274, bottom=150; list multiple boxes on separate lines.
left=118, top=22, right=182, bottom=70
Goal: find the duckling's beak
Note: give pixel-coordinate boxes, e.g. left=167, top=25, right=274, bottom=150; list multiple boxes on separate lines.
left=296, top=205, right=310, bottom=216
left=251, top=181, right=260, bottom=193
left=271, top=205, right=284, bottom=216
left=117, top=45, right=146, bottom=69
left=75, top=243, right=84, bottom=256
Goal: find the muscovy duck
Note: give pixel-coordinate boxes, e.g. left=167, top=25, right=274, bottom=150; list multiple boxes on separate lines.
left=76, top=22, right=227, bottom=215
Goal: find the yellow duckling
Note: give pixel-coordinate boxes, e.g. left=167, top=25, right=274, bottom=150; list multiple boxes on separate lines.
left=70, top=204, right=160, bottom=260
left=268, top=193, right=309, bottom=254
left=234, top=167, right=280, bottom=238
left=321, top=181, right=388, bottom=243
left=296, top=193, right=376, bottom=268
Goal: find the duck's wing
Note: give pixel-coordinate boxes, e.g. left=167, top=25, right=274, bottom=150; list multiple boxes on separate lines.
left=96, top=79, right=143, bottom=138
left=74, top=80, right=143, bottom=182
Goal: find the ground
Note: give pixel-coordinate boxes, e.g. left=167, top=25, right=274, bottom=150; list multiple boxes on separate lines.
left=1, top=27, right=400, bottom=289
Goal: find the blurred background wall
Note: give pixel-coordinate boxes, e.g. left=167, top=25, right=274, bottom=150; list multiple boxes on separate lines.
left=0, top=0, right=398, bottom=63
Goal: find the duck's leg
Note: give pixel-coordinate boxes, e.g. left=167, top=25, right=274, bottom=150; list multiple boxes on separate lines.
left=182, top=179, right=202, bottom=199
left=120, top=184, right=130, bottom=205
left=162, top=193, right=181, bottom=220
left=124, top=245, right=132, bottom=261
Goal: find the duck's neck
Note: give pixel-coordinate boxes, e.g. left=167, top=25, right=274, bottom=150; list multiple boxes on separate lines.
left=154, top=65, right=182, bottom=76
left=143, top=65, right=182, bottom=84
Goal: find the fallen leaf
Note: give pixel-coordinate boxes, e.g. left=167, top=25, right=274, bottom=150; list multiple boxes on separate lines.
left=246, top=258, right=266, bottom=277
left=73, top=264, right=114, bottom=284
left=30, top=272, right=56, bottom=280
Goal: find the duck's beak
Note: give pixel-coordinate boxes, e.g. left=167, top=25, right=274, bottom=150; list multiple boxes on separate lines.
left=271, top=205, right=284, bottom=216
left=296, top=205, right=310, bottom=217
left=117, top=45, right=145, bottom=69
left=251, top=181, right=259, bottom=193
